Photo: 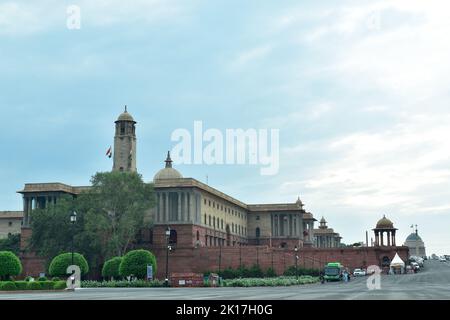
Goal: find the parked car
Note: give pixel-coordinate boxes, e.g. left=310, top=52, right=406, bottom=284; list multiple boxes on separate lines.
left=411, top=262, right=420, bottom=272
left=439, top=256, right=447, bottom=262
left=353, top=268, right=367, bottom=276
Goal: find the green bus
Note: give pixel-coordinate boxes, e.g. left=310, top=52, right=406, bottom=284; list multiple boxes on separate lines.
left=323, top=262, right=344, bottom=282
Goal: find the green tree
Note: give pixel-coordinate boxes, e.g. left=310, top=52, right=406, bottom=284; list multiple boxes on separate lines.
left=28, top=171, right=155, bottom=276
left=48, top=252, right=89, bottom=277
left=119, top=250, right=157, bottom=279
left=0, top=251, right=23, bottom=281
left=80, top=171, right=155, bottom=258
left=102, top=256, right=123, bottom=280
left=29, top=195, right=81, bottom=261
left=0, top=234, right=20, bottom=255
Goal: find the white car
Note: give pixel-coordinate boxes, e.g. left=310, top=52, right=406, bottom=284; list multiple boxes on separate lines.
left=353, top=268, right=367, bottom=276
left=439, top=256, right=447, bottom=262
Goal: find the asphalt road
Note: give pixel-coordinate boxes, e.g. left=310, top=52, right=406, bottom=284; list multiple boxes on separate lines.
left=1, top=260, right=449, bottom=300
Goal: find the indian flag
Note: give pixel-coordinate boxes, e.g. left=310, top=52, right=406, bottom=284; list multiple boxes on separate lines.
left=106, top=146, right=112, bottom=158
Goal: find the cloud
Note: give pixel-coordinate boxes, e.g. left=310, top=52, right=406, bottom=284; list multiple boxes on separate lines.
left=229, top=45, right=273, bottom=71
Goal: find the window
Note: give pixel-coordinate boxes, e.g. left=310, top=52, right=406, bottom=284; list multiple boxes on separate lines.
left=204, top=214, right=207, bottom=224
left=221, top=219, right=224, bottom=229
left=209, top=215, right=211, bottom=226
left=8, top=221, right=12, bottom=227
left=204, top=199, right=207, bottom=205
left=196, top=231, right=200, bottom=241
left=256, top=215, right=260, bottom=221
left=209, top=200, right=211, bottom=206
left=256, top=227, right=261, bottom=238
left=213, top=217, right=216, bottom=228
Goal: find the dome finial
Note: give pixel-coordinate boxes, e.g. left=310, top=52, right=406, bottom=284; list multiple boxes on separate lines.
left=165, top=151, right=173, bottom=168
left=125, top=105, right=127, bottom=113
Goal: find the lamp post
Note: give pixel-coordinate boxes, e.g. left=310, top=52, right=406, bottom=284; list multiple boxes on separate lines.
left=294, top=246, right=299, bottom=280
left=165, top=227, right=171, bottom=287
left=70, top=211, right=77, bottom=266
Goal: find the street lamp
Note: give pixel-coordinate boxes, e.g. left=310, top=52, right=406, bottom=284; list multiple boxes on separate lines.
left=70, top=211, right=77, bottom=266
left=165, top=227, right=171, bottom=287
left=294, top=246, right=299, bottom=280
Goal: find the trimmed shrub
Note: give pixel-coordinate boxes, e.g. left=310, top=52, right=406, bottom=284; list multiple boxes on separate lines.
left=248, top=264, right=264, bottom=278
left=25, top=276, right=34, bottom=282
left=102, top=257, right=123, bottom=280
left=0, top=281, right=17, bottom=291
left=38, top=276, right=47, bottom=282
left=81, top=280, right=165, bottom=288
left=39, top=281, right=55, bottom=290
left=14, top=281, right=28, bottom=290
left=0, top=251, right=23, bottom=281
left=265, top=267, right=277, bottom=278
left=51, top=277, right=61, bottom=281
left=49, top=253, right=89, bottom=277
left=27, top=281, right=42, bottom=290
left=53, top=281, right=67, bottom=290
left=119, top=250, right=157, bottom=280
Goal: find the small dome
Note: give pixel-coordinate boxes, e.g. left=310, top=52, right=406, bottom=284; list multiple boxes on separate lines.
left=117, top=106, right=135, bottom=122
left=376, top=215, right=394, bottom=229
left=406, top=233, right=422, bottom=242
left=154, top=167, right=183, bottom=181
left=296, top=196, right=304, bottom=208
left=153, top=151, right=183, bottom=181
left=320, top=217, right=326, bottom=223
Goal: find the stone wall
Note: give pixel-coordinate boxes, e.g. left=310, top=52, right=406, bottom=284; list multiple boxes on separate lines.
left=150, top=245, right=409, bottom=279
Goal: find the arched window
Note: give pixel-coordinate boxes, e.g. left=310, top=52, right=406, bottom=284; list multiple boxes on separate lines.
left=213, top=217, right=216, bottom=228
left=196, top=231, right=200, bottom=241
left=256, top=227, right=261, bottom=238
left=209, top=215, right=211, bottom=226
left=204, top=214, right=207, bottom=224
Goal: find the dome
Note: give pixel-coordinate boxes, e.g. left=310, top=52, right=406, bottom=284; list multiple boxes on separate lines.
left=406, top=233, right=422, bottom=242
left=154, top=167, right=183, bottom=181
left=376, top=215, right=394, bottom=229
left=153, top=151, right=183, bottom=181
left=117, top=106, right=135, bottom=122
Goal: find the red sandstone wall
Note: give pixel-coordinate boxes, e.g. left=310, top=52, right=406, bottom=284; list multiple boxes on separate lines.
left=150, top=245, right=409, bottom=279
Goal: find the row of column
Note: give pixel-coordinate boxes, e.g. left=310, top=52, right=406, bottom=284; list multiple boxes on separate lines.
left=271, top=214, right=304, bottom=237
left=156, top=191, right=199, bottom=223
left=374, top=230, right=397, bottom=246
left=23, top=195, right=57, bottom=226
left=316, top=235, right=339, bottom=248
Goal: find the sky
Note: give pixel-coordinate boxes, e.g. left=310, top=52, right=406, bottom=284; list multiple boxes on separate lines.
left=1, top=0, right=450, bottom=255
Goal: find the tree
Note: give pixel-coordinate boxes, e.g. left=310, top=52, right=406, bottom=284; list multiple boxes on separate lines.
left=28, top=171, right=155, bottom=277
left=29, top=195, right=81, bottom=260
left=79, top=171, right=155, bottom=258
left=0, top=251, right=23, bottom=281
left=0, top=234, right=20, bottom=255
left=102, top=256, right=123, bottom=280
left=119, top=250, right=157, bottom=280
left=48, top=252, right=89, bottom=277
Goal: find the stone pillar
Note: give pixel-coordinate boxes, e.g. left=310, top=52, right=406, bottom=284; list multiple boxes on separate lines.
left=156, top=193, right=161, bottom=222
left=165, top=192, right=169, bottom=222
left=189, top=193, right=195, bottom=223
left=177, top=192, right=181, bottom=222
left=23, top=197, right=28, bottom=227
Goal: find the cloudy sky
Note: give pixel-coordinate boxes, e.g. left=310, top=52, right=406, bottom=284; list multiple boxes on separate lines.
left=1, top=0, right=449, bottom=254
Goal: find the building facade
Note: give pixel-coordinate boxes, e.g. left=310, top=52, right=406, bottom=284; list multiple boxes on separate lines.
left=0, top=211, right=23, bottom=239
left=313, top=217, right=342, bottom=248
left=404, top=226, right=426, bottom=258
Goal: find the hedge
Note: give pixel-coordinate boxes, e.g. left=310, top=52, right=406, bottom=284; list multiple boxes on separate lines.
left=102, top=257, right=123, bottom=279
left=81, top=280, right=165, bottom=288
left=0, top=280, right=67, bottom=291
left=49, top=252, right=89, bottom=277
left=0, top=281, right=16, bottom=291
left=119, top=250, right=157, bottom=280
left=223, top=276, right=319, bottom=287
left=0, top=251, right=23, bottom=280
